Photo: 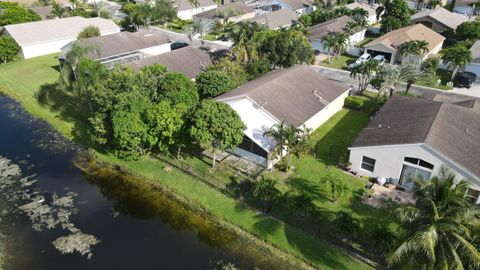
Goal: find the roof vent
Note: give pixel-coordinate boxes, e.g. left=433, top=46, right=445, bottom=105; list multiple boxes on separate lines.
left=312, top=89, right=329, bottom=106
left=260, top=101, right=268, bottom=108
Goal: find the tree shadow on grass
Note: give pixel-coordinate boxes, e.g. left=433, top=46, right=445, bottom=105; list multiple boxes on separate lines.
left=285, top=177, right=330, bottom=203
left=252, top=214, right=282, bottom=238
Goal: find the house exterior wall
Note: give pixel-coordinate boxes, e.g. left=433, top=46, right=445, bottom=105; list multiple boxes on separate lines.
left=302, top=90, right=349, bottom=131
left=465, top=62, right=480, bottom=76
left=177, top=4, right=218, bottom=20
left=311, top=29, right=366, bottom=55
left=138, top=43, right=171, bottom=56
left=453, top=6, right=474, bottom=15
left=424, top=41, right=444, bottom=59
left=349, top=143, right=480, bottom=203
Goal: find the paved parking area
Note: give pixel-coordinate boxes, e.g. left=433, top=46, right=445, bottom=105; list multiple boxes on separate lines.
left=450, top=81, right=480, bottom=98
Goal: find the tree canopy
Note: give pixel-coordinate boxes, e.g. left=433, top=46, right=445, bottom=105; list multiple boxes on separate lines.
left=195, top=70, right=233, bottom=99
left=455, top=20, right=480, bottom=42
left=77, top=26, right=101, bottom=39
left=380, top=0, right=411, bottom=33
left=0, top=36, right=19, bottom=63
left=158, top=72, right=199, bottom=108
left=0, top=2, right=41, bottom=26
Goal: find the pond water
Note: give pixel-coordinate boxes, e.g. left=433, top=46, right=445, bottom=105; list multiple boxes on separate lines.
left=0, top=96, right=299, bottom=270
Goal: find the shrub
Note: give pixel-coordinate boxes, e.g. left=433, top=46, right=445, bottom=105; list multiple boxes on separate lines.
left=78, top=26, right=101, bottom=39
left=0, top=36, right=19, bottom=63
left=344, top=96, right=364, bottom=110
left=195, top=70, right=233, bottom=99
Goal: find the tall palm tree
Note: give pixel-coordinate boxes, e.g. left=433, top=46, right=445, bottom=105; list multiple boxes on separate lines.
left=399, top=40, right=429, bottom=64
left=49, top=1, right=67, bottom=18
left=253, top=176, right=280, bottom=213
left=351, top=7, right=368, bottom=21
left=263, top=121, right=291, bottom=160
left=350, top=60, right=380, bottom=92
left=321, top=33, right=337, bottom=63
left=61, top=43, right=99, bottom=87
left=229, top=22, right=260, bottom=65
left=442, top=44, right=473, bottom=80
left=193, top=19, right=213, bottom=46
left=333, top=32, right=349, bottom=59
left=389, top=166, right=480, bottom=269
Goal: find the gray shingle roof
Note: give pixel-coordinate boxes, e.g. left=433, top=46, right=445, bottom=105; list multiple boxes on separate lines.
left=281, top=0, right=314, bottom=10
left=411, top=7, right=469, bottom=31
left=175, top=0, right=216, bottom=11
left=196, top=2, right=254, bottom=20
left=309, top=16, right=355, bottom=40
left=216, top=65, right=348, bottom=127
left=248, top=9, right=299, bottom=29
left=126, top=47, right=214, bottom=78
left=351, top=95, right=480, bottom=179
left=73, top=30, right=170, bottom=60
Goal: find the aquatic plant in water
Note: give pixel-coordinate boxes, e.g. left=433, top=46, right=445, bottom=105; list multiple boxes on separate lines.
left=0, top=156, right=100, bottom=259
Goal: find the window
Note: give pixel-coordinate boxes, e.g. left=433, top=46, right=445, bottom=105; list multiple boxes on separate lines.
left=399, top=157, right=434, bottom=188
left=403, top=157, right=434, bottom=170
left=466, top=188, right=480, bottom=204
left=361, top=156, right=376, bottom=172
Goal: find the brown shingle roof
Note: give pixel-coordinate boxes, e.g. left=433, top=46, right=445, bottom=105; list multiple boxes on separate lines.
left=351, top=95, right=480, bottom=180
left=281, top=0, right=314, bottom=10
left=126, top=47, right=213, bottom=78
left=73, top=30, right=170, bottom=60
left=364, top=24, right=445, bottom=53
left=309, top=16, right=355, bottom=40
left=216, top=65, right=348, bottom=127
left=411, top=7, right=469, bottom=31
left=248, top=9, right=299, bottom=29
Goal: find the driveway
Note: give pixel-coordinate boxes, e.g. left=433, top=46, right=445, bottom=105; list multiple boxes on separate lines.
left=313, top=65, right=480, bottom=100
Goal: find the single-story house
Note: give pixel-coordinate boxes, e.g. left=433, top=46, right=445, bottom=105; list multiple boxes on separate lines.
left=250, top=0, right=315, bottom=15
left=216, top=65, right=349, bottom=168
left=453, top=0, right=479, bottom=16
left=309, top=16, right=366, bottom=56
left=363, top=24, right=445, bottom=64
left=465, top=40, right=480, bottom=76
left=126, top=46, right=215, bottom=78
left=175, top=0, right=218, bottom=20
left=248, top=8, right=299, bottom=29
left=345, top=2, right=379, bottom=25
left=2, top=16, right=120, bottom=59
left=60, top=30, right=171, bottom=69
left=195, top=2, right=256, bottom=24
left=348, top=94, right=480, bottom=204
left=411, top=7, right=469, bottom=33
left=406, top=0, right=448, bottom=10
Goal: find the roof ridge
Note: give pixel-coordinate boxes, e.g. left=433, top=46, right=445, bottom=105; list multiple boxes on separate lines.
left=423, top=101, right=446, bottom=143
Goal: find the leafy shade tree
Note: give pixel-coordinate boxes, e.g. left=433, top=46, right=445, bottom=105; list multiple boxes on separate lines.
left=350, top=60, right=380, bottom=93
left=455, top=20, right=480, bottom=41
left=293, top=191, right=315, bottom=218
left=389, top=166, right=480, bottom=269
left=74, top=58, right=108, bottom=114
left=0, top=2, right=41, bottom=26
left=380, top=0, right=411, bottom=33
left=0, top=36, right=19, bottom=63
left=158, top=72, right=199, bottom=108
left=334, top=211, right=360, bottom=240
left=442, top=44, right=473, bottom=80
left=144, top=101, right=185, bottom=152
left=190, top=100, right=245, bottom=168
left=208, top=57, right=248, bottom=87
left=77, top=26, right=101, bottom=39
left=195, top=70, right=233, bottom=99
left=253, top=177, right=280, bottom=213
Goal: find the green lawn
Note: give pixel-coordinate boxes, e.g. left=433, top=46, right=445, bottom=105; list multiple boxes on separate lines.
left=0, top=56, right=374, bottom=270
left=415, top=69, right=453, bottom=90
left=319, top=54, right=357, bottom=70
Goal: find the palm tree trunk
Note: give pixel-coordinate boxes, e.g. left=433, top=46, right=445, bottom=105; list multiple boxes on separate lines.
left=176, top=145, right=182, bottom=159
left=451, top=66, right=459, bottom=80
left=212, top=149, right=216, bottom=168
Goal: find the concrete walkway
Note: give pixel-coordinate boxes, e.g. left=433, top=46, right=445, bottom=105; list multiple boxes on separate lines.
left=313, top=65, right=480, bottom=100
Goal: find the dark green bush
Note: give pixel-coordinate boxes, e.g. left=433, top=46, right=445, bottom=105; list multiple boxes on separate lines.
left=344, top=96, right=364, bottom=110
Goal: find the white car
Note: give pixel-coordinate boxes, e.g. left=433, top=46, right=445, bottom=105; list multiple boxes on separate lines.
left=372, top=55, right=386, bottom=65
left=348, top=53, right=371, bottom=70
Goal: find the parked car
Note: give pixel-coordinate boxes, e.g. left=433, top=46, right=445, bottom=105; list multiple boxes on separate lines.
left=171, top=42, right=189, bottom=50
left=453, top=71, right=477, bottom=88
left=348, top=53, right=371, bottom=70
left=372, top=55, right=385, bottom=65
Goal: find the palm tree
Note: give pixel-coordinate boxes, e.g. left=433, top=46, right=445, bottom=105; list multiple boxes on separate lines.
left=333, top=32, right=349, bottom=59
left=402, top=63, right=434, bottom=94
left=389, top=166, right=480, bottom=269
left=263, top=121, right=291, bottom=159
left=442, top=44, right=473, bottom=80
left=61, top=43, right=99, bottom=87
left=399, top=40, right=429, bottom=64
left=193, top=19, right=213, bottom=46
left=91, top=0, right=107, bottom=17
left=321, top=33, right=337, bottom=63
left=253, top=177, right=280, bottom=213
left=293, top=191, right=315, bottom=218
left=334, top=211, right=360, bottom=240
left=49, top=1, right=67, bottom=18
left=351, top=7, right=368, bottom=21
left=368, top=223, right=396, bottom=255
left=263, top=121, right=303, bottom=171
left=229, top=22, right=260, bottom=65
left=69, top=0, right=78, bottom=11
left=350, top=60, right=380, bottom=93
left=428, top=0, right=442, bottom=8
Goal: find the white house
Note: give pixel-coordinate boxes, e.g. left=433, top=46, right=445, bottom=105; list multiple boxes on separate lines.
left=465, top=40, right=480, bottom=76
left=345, top=2, right=379, bottom=25
left=216, top=65, right=349, bottom=168
left=348, top=95, right=480, bottom=204
left=175, top=0, right=218, bottom=20
left=363, top=24, right=445, bottom=64
left=2, top=16, right=120, bottom=59
left=309, top=16, right=366, bottom=56
left=60, top=30, right=171, bottom=69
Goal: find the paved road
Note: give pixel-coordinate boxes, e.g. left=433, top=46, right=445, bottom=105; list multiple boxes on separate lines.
left=151, top=27, right=232, bottom=52
left=312, top=66, right=480, bottom=100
